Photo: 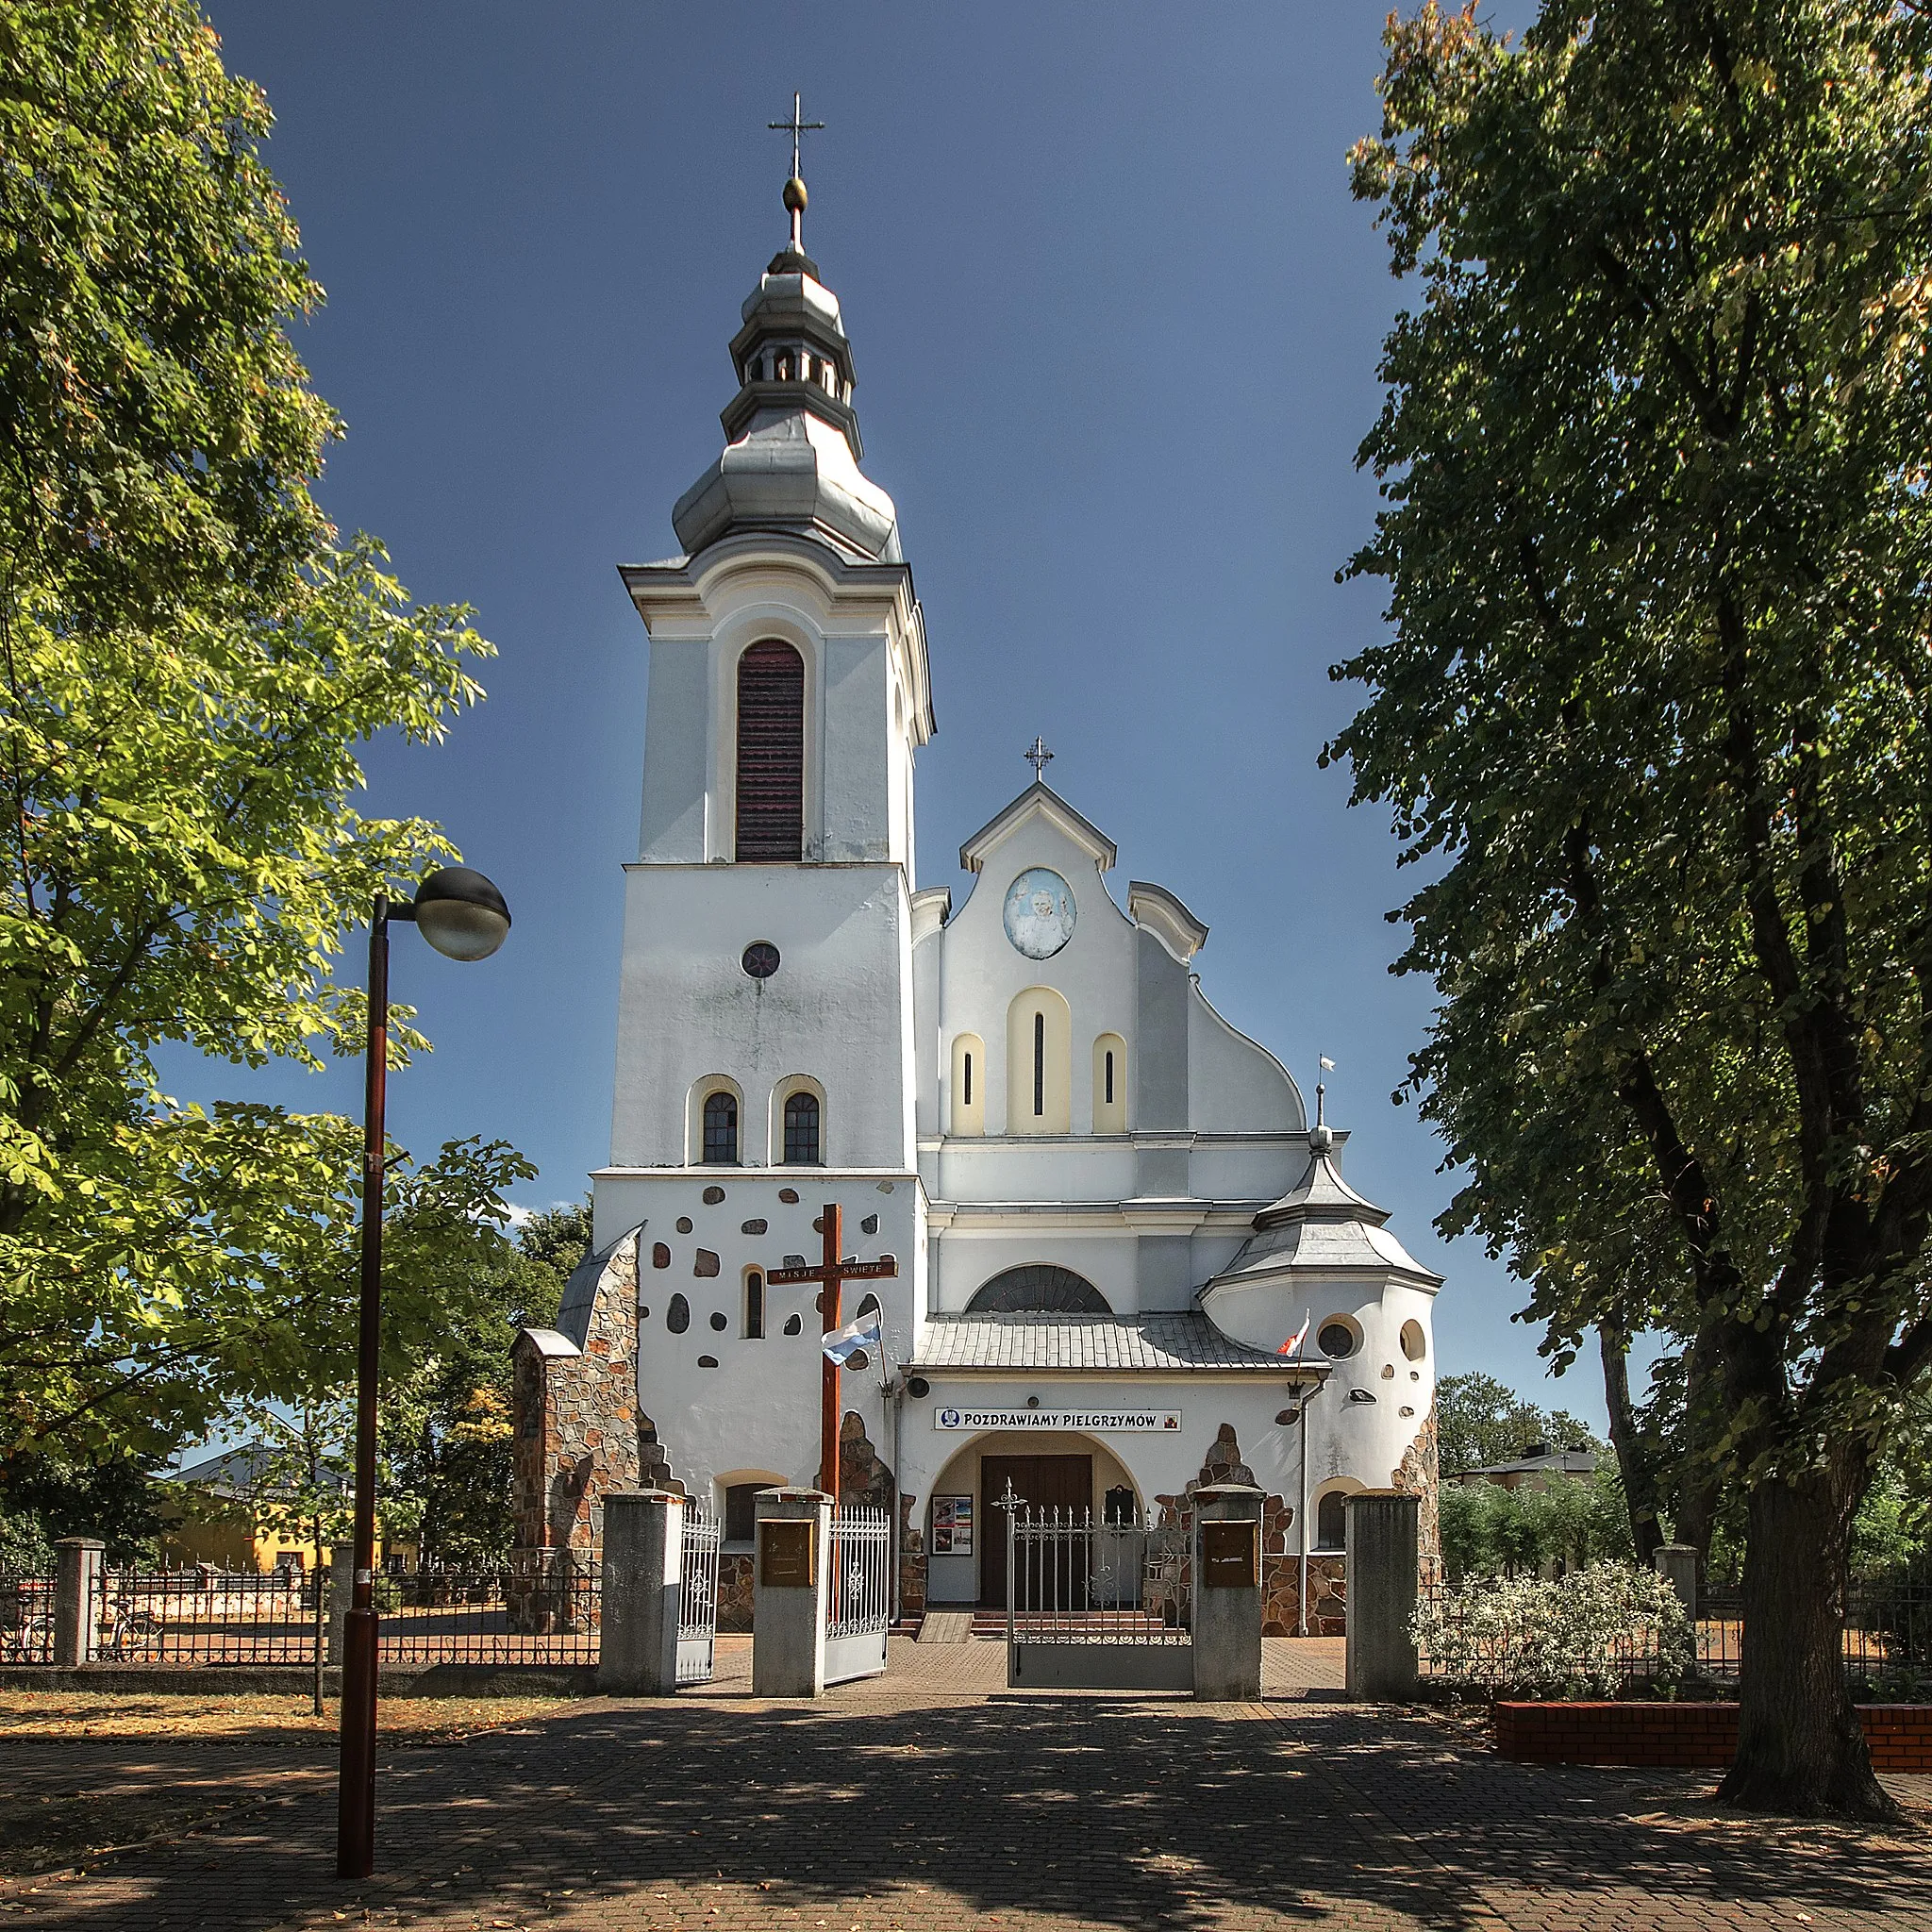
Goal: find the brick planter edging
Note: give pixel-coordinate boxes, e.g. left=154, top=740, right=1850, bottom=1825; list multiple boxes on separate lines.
left=1495, top=1701, right=1932, bottom=1773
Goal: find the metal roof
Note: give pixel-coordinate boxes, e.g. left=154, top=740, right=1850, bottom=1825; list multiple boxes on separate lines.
left=908, top=1312, right=1324, bottom=1376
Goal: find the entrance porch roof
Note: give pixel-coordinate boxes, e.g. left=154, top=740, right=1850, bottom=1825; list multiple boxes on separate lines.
left=909, top=1311, right=1328, bottom=1378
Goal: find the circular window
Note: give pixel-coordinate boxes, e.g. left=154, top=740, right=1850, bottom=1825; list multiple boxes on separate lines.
left=1002, top=868, right=1076, bottom=959
left=1318, top=1318, right=1359, bottom=1359
left=1400, top=1319, right=1427, bottom=1362
left=741, top=941, right=780, bottom=978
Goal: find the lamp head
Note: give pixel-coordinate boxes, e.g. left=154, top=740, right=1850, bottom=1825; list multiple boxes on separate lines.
left=409, top=866, right=511, bottom=961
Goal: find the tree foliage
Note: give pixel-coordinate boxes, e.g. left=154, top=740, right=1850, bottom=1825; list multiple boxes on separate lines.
left=1337, top=0, right=1932, bottom=1816
left=0, top=4, right=497, bottom=1462
left=1434, top=1369, right=1601, bottom=1474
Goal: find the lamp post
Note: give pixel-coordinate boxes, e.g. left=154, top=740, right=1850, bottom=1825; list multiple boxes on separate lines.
left=338, top=866, right=510, bottom=1881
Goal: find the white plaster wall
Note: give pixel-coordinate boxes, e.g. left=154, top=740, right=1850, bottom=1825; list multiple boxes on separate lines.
left=936, top=815, right=1139, bottom=1141
left=593, top=1172, right=925, bottom=1497
left=609, top=863, right=915, bottom=1171
left=1200, top=1270, right=1438, bottom=1488
left=632, top=547, right=924, bottom=872
left=1187, top=985, right=1305, bottom=1134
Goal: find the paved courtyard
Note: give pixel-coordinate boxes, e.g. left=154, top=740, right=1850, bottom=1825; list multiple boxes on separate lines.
left=3, top=1638, right=1929, bottom=1932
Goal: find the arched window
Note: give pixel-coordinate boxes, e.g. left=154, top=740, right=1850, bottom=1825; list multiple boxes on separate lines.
left=1092, top=1033, right=1127, bottom=1134
left=1316, top=1491, right=1349, bottom=1551
left=702, top=1091, right=739, bottom=1164
left=743, top=1270, right=765, bottom=1339
left=736, top=641, right=805, bottom=860
left=950, top=1033, right=985, bottom=1137
left=784, top=1091, right=821, bottom=1164
left=1005, top=988, right=1071, bottom=1134
left=966, top=1264, right=1109, bottom=1314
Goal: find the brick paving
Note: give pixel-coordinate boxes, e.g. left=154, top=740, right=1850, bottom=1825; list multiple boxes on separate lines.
left=3, top=1638, right=1929, bottom=1932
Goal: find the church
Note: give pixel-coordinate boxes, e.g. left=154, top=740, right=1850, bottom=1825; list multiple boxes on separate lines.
left=511, top=161, right=1441, bottom=1635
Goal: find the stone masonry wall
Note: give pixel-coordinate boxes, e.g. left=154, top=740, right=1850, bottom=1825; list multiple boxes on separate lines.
left=511, top=1234, right=664, bottom=1554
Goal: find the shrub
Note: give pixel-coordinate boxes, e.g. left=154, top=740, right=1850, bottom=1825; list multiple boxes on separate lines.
left=1412, top=1560, right=1693, bottom=1698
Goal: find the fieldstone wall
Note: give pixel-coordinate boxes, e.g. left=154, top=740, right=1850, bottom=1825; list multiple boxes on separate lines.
left=1391, top=1403, right=1441, bottom=1567
left=510, top=1233, right=669, bottom=1555
left=716, top=1554, right=754, bottom=1632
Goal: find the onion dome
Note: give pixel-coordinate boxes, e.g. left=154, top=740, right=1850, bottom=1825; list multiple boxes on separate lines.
left=671, top=174, right=900, bottom=562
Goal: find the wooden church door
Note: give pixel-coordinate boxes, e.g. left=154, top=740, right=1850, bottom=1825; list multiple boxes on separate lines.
left=978, top=1454, right=1092, bottom=1608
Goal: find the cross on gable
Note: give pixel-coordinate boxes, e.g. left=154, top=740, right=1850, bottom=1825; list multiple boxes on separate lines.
left=765, top=1201, right=897, bottom=1502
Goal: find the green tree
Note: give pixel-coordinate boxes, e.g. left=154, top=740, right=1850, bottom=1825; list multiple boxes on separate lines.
left=0, top=4, right=495, bottom=1465
left=1338, top=0, right=1932, bottom=1817
left=1435, top=1370, right=1600, bottom=1475
left=380, top=1202, right=580, bottom=1567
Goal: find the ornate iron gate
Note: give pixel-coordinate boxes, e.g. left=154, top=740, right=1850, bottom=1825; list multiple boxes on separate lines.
left=824, top=1504, right=891, bottom=1685
left=676, top=1509, right=721, bottom=1686
left=1007, top=1508, right=1193, bottom=1690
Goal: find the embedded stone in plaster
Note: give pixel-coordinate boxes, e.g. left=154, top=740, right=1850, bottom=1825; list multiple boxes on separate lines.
left=694, top=1250, right=720, bottom=1276
left=783, top=1314, right=803, bottom=1335
left=676, top=1217, right=693, bottom=1234
left=741, top=1218, right=768, bottom=1235
left=779, top=1188, right=799, bottom=1205
left=699, top=1356, right=719, bottom=1368
left=704, top=1186, right=725, bottom=1206
left=709, top=1311, right=727, bottom=1330
left=860, top=1213, right=878, bottom=1235
left=652, top=1243, right=671, bottom=1269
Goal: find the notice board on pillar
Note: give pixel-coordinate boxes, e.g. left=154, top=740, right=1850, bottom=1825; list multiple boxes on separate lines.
left=1201, top=1521, right=1258, bottom=1589
left=759, top=1519, right=816, bottom=1588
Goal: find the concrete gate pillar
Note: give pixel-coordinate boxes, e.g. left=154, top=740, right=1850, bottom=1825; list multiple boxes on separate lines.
left=752, top=1489, right=831, bottom=1699
left=1192, top=1484, right=1264, bottom=1700
left=52, top=1537, right=103, bottom=1665
left=598, top=1491, right=686, bottom=1694
left=1653, top=1543, right=1699, bottom=1621
left=1344, top=1491, right=1420, bottom=1701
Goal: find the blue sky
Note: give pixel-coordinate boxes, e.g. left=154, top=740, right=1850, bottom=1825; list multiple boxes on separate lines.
left=183, top=5, right=1593, bottom=1420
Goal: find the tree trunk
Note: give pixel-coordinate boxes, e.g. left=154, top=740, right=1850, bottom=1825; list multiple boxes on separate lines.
left=1718, top=1471, right=1897, bottom=1821
left=1597, top=1320, right=1664, bottom=1565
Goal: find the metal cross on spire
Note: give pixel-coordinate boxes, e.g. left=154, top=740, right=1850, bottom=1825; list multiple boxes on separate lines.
left=1024, top=736, right=1054, bottom=783
left=769, top=91, right=824, bottom=184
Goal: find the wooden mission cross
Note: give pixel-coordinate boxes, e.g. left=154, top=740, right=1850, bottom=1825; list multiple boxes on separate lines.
left=767, top=1201, right=897, bottom=1504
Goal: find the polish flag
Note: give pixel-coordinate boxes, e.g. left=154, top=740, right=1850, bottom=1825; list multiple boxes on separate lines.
left=1277, top=1315, right=1310, bottom=1358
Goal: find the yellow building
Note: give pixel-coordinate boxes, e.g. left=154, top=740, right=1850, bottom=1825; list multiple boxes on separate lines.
left=158, top=1445, right=415, bottom=1573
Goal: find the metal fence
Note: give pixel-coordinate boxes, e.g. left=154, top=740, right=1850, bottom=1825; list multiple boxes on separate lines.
left=1007, top=1511, right=1191, bottom=1644
left=676, top=1510, right=721, bottom=1687
left=386, top=1559, right=599, bottom=1664
left=0, top=1570, right=55, bottom=1663
left=1693, top=1578, right=1932, bottom=1694
left=0, top=1555, right=604, bottom=1670
left=92, top=1566, right=322, bottom=1665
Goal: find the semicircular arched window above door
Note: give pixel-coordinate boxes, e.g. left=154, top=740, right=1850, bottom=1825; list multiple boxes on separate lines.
left=965, top=1264, right=1109, bottom=1314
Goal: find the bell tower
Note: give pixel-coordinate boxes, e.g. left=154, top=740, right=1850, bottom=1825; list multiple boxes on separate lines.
left=602, top=157, right=934, bottom=1210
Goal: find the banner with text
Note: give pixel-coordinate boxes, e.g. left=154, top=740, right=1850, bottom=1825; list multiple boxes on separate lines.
left=933, top=1407, right=1182, bottom=1434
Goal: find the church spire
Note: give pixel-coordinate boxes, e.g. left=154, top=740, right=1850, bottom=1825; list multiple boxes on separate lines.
left=669, top=107, right=902, bottom=565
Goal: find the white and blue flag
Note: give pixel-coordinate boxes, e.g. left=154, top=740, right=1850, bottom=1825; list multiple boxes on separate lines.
left=823, top=1311, right=882, bottom=1366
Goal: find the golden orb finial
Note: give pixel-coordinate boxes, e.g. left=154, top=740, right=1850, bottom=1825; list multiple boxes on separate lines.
left=783, top=175, right=808, bottom=215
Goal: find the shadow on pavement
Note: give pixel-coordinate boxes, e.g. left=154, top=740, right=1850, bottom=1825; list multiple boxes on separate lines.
left=10, top=1696, right=1932, bottom=1931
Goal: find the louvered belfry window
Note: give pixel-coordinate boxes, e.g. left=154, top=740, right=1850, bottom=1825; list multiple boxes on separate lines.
left=735, top=641, right=806, bottom=860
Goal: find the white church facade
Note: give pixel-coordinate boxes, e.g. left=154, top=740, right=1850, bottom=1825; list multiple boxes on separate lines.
left=511, top=183, right=1441, bottom=1633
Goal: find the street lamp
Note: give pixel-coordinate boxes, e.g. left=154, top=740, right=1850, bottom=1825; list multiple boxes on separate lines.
left=338, top=866, right=510, bottom=1880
